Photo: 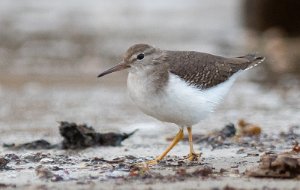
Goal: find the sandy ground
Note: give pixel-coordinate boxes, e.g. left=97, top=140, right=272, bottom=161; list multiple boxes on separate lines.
left=0, top=73, right=300, bottom=190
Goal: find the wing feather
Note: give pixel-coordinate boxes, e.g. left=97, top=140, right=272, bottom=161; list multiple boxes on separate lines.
left=165, top=51, right=264, bottom=89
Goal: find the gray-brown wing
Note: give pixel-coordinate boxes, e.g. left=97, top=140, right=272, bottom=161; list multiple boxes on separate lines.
left=166, top=51, right=264, bottom=89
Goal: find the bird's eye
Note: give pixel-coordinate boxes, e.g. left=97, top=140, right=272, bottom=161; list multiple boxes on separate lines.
left=137, top=53, right=144, bottom=60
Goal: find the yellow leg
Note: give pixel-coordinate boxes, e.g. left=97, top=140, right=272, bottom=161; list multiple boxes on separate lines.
left=187, top=127, right=201, bottom=161
left=145, top=128, right=184, bottom=166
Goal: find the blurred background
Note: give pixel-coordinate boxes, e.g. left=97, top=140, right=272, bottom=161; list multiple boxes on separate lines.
left=0, top=0, right=299, bottom=143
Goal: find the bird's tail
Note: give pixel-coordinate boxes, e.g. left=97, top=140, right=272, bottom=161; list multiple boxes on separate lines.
left=238, top=54, right=265, bottom=71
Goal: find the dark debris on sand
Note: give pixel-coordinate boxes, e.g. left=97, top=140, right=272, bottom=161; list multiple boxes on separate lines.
left=178, top=123, right=237, bottom=149
left=182, top=122, right=239, bottom=149
left=3, top=139, right=57, bottom=150
left=246, top=149, right=300, bottom=178
left=0, top=183, right=16, bottom=188
left=128, top=165, right=213, bottom=182
left=0, top=157, right=10, bottom=170
left=1, top=119, right=300, bottom=185
left=59, top=121, right=137, bottom=149
left=3, top=121, right=137, bottom=150
left=188, top=120, right=300, bottom=152
left=35, top=165, right=64, bottom=182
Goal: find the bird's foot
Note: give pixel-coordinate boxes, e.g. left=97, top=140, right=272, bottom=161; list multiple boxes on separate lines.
left=186, top=152, right=201, bottom=161
left=134, top=159, right=160, bottom=168
left=145, top=159, right=159, bottom=166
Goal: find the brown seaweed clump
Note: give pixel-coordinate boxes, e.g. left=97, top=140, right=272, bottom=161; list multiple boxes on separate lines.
left=237, top=119, right=262, bottom=137
left=3, top=121, right=137, bottom=150
left=0, top=157, right=9, bottom=169
left=59, top=121, right=136, bottom=149
left=246, top=149, right=300, bottom=178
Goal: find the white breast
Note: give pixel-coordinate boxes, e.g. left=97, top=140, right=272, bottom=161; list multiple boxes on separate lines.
left=127, top=71, right=238, bottom=126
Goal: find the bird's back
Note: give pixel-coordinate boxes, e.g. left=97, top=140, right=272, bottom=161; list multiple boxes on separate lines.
left=166, top=51, right=264, bottom=89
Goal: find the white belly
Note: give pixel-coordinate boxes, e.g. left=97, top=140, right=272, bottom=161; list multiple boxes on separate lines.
left=127, top=72, right=237, bottom=126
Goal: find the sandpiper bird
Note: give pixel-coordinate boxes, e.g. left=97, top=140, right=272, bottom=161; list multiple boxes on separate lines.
left=98, top=44, right=264, bottom=165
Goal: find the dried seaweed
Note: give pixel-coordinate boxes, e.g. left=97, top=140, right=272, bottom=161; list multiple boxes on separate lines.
left=246, top=151, right=300, bottom=178
left=3, top=121, right=137, bottom=150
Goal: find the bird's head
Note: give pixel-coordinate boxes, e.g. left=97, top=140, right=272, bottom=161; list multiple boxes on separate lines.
left=98, top=44, right=162, bottom=77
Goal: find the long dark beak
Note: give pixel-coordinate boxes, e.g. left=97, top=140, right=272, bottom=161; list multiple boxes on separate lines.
left=98, top=62, right=129, bottom=78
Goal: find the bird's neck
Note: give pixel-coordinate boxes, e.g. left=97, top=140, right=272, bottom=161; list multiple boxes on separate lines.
left=128, top=63, right=169, bottom=93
